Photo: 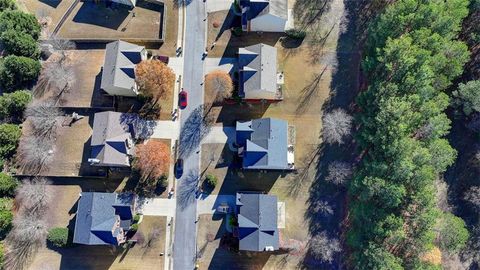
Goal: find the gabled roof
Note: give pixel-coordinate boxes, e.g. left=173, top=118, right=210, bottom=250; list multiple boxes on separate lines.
left=238, top=44, right=278, bottom=99
left=73, top=192, right=134, bottom=245
left=91, top=111, right=132, bottom=167
left=236, top=192, right=279, bottom=251
left=241, top=0, right=288, bottom=20
left=236, top=118, right=289, bottom=170
left=101, top=40, right=145, bottom=94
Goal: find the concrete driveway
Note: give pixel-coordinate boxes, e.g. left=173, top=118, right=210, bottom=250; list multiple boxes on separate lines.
left=204, top=57, right=237, bottom=74
left=197, top=195, right=236, bottom=214
left=139, top=198, right=176, bottom=217
left=201, top=126, right=235, bottom=144
left=206, top=0, right=234, bottom=12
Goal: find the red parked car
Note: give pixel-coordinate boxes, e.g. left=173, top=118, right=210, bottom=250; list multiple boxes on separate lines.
left=179, top=90, right=188, bottom=108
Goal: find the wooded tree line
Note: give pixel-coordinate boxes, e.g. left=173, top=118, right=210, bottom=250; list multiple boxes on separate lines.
left=347, top=0, right=471, bottom=269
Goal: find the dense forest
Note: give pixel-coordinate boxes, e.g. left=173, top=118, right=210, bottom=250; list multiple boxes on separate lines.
left=347, top=0, right=478, bottom=269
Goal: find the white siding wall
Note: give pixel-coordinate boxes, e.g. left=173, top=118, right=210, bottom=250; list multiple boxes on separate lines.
left=111, top=0, right=136, bottom=7
left=250, top=14, right=287, bottom=32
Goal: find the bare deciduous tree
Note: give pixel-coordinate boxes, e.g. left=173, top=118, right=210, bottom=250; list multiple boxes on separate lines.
left=205, top=70, right=233, bottom=102
left=43, top=32, right=75, bottom=63
left=39, top=61, right=76, bottom=103
left=312, top=200, right=334, bottom=216
left=309, top=231, right=341, bottom=263
left=24, top=102, right=61, bottom=139
left=4, top=214, right=48, bottom=270
left=322, top=109, right=353, bottom=144
left=464, top=186, right=480, bottom=208
left=325, top=161, right=353, bottom=185
left=16, top=178, right=52, bottom=214
left=16, top=136, right=55, bottom=175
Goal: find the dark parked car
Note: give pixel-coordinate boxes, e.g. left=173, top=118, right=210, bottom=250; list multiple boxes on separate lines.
left=175, top=159, right=184, bottom=179
left=153, top=55, right=169, bottom=64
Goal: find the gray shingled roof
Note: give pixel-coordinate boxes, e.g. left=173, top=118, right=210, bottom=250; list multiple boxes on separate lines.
left=236, top=192, right=279, bottom=251
left=236, top=118, right=289, bottom=170
left=73, top=192, right=133, bottom=245
left=238, top=44, right=278, bottom=99
left=91, top=111, right=132, bottom=167
left=101, top=40, right=145, bottom=96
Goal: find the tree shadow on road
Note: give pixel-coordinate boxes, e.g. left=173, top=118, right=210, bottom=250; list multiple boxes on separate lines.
left=177, top=171, right=200, bottom=210
left=179, top=105, right=214, bottom=159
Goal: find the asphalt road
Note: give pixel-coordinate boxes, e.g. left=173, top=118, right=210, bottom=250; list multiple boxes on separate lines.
left=173, top=1, right=206, bottom=270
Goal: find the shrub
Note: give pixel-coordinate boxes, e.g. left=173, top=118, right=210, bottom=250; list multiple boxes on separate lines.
left=133, top=214, right=141, bottom=223
left=286, top=29, right=307, bottom=39
left=0, top=30, right=40, bottom=58
left=0, top=55, right=41, bottom=90
left=0, top=198, right=13, bottom=236
left=47, top=227, right=69, bottom=248
left=130, top=223, right=139, bottom=232
left=232, top=27, right=243, bottom=37
left=205, top=174, right=217, bottom=188
left=0, top=10, right=40, bottom=40
left=0, top=124, right=21, bottom=159
left=0, top=173, right=18, bottom=197
left=0, top=90, right=32, bottom=121
left=0, top=0, right=15, bottom=11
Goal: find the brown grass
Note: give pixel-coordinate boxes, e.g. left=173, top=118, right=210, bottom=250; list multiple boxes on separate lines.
left=19, top=0, right=77, bottom=33
left=58, top=1, right=163, bottom=41
left=46, top=116, right=92, bottom=177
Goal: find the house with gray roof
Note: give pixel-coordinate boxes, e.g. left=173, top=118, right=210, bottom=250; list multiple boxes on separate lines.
left=238, top=44, right=281, bottom=100
left=236, top=192, right=279, bottom=251
left=101, top=40, right=146, bottom=97
left=90, top=111, right=133, bottom=167
left=240, top=0, right=288, bottom=32
left=236, top=118, right=294, bottom=170
left=73, top=192, right=135, bottom=245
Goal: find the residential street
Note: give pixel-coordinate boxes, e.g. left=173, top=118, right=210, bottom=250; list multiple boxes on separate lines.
left=173, top=1, right=207, bottom=270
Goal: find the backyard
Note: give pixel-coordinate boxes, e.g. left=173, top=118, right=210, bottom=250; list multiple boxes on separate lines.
left=58, top=1, right=164, bottom=41
left=198, top=0, right=361, bottom=268
left=42, top=115, right=93, bottom=177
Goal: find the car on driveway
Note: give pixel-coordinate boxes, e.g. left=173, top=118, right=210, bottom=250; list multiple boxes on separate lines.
left=175, top=159, right=184, bottom=179
left=179, top=90, right=188, bottom=109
